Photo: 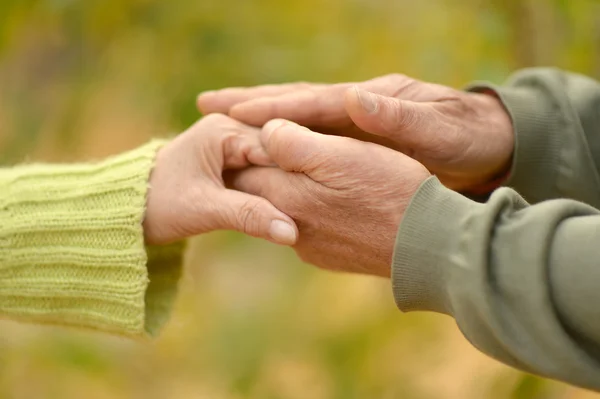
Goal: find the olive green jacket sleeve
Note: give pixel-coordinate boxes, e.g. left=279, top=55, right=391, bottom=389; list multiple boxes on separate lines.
left=0, top=141, right=184, bottom=337
left=392, top=68, right=600, bottom=391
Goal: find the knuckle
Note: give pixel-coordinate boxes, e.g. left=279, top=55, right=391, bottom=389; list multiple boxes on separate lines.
left=269, top=123, right=286, bottom=140
left=237, top=199, right=266, bottom=236
left=267, top=124, right=290, bottom=149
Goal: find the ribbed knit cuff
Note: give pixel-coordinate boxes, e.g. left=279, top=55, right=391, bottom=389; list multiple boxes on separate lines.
left=392, top=176, right=483, bottom=315
left=466, top=81, right=563, bottom=203
left=0, top=140, right=183, bottom=337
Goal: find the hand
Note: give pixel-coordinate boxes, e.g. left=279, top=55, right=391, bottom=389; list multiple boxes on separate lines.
left=228, top=119, right=431, bottom=277
left=198, top=74, right=514, bottom=191
left=143, top=114, right=298, bottom=246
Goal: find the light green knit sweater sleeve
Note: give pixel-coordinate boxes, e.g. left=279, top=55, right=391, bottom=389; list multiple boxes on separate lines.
left=0, top=141, right=184, bottom=337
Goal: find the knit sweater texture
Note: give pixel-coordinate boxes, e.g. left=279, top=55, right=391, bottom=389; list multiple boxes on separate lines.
left=0, top=140, right=183, bottom=337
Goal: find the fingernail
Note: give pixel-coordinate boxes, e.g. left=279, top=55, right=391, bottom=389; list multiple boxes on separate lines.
left=354, top=87, right=379, bottom=114
left=269, top=220, right=297, bottom=245
left=263, top=119, right=288, bottom=140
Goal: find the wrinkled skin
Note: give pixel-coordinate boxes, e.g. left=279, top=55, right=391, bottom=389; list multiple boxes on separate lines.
left=198, top=74, right=514, bottom=192
left=229, top=119, right=431, bottom=277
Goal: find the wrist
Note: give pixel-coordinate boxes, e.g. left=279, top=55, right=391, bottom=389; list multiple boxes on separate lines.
left=143, top=144, right=171, bottom=245
left=465, top=91, right=514, bottom=194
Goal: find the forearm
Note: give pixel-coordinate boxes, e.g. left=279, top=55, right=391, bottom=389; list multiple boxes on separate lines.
left=468, top=68, right=600, bottom=206
left=0, top=141, right=183, bottom=337
left=393, top=177, right=600, bottom=391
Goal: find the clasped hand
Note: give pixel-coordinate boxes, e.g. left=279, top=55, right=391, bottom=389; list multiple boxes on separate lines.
left=145, top=73, right=515, bottom=278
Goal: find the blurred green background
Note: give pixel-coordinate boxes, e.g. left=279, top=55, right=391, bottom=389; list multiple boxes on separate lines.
left=1, top=0, right=599, bottom=398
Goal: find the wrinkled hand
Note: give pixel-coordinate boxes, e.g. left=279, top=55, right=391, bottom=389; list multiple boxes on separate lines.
left=198, top=74, right=514, bottom=191
left=143, top=114, right=298, bottom=246
left=228, top=119, right=431, bottom=277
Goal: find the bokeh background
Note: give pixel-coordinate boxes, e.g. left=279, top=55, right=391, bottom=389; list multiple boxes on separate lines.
left=1, top=0, right=599, bottom=398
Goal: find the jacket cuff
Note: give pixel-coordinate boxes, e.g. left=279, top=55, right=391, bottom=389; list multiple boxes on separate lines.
left=392, top=176, right=483, bottom=315
left=466, top=81, right=563, bottom=203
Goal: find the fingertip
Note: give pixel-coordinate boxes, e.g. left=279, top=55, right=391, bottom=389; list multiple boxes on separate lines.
left=196, top=91, right=212, bottom=110
left=197, top=90, right=215, bottom=98
left=344, top=85, right=363, bottom=114
left=229, top=99, right=270, bottom=126
left=268, top=219, right=298, bottom=245
left=346, top=85, right=361, bottom=100
left=345, top=87, right=394, bottom=139
left=261, top=119, right=289, bottom=145
left=228, top=101, right=252, bottom=119
left=260, top=120, right=326, bottom=172
left=199, top=91, right=227, bottom=115
left=359, top=87, right=381, bottom=114
left=264, top=118, right=289, bottom=133
left=261, top=119, right=311, bottom=149
left=228, top=102, right=244, bottom=118
left=247, top=145, right=277, bottom=167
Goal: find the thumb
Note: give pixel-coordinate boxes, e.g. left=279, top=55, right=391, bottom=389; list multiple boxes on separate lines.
left=344, top=86, right=437, bottom=148
left=260, top=119, right=335, bottom=173
left=213, top=189, right=298, bottom=246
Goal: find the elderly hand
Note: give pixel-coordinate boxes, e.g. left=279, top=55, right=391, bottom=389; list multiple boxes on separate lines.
left=198, top=74, right=513, bottom=192
left=228, top=119, right=431, bottom=277
left=143, top=114, right=298, bottom=246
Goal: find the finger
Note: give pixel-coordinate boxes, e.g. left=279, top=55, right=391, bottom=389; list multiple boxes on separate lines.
left=226, top=166, right=291, bottom=198
left=221, top=125, right=274, bottom=169
left=197, top=82, right=327, bottom=115
left=229, top=84, right=353, bottom=127
left=193, top=114, right=274, bottom=169
left=259, top=119, right=339, bottom=173
left=214, top=189, right=298, bottom=246
left=344, top=86, right=438, bottom=148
